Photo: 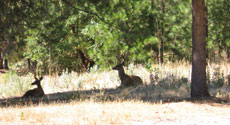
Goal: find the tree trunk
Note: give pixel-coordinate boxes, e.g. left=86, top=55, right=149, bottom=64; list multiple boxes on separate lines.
left=205, top=1, right=208, bottom=38
left=191, top=0, right=210, bottom=98
left=160, top=0, right=165, bottom=64
left=156, top=18, right=161, bottom=64
left=4, top=59, right=8, bottom=69
left=0, top=49, right=3, bottom=69
left=28, top=59, right=31, bottom=70
left=160, top=35, right=164, bottom=64
left=227, top=48, right=230, bottom=62
left=156, top=0, right=165, bottom=64
left=156, top=19, right=164, bottom=64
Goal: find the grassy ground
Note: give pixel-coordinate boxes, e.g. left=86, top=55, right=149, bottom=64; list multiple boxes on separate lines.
left=1, top=100, right=230, bottom=124
left=1, top=62, right=230, bottom=124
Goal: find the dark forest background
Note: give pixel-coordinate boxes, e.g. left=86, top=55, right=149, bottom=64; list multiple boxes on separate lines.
left=0, top=0, right=229, bottom=74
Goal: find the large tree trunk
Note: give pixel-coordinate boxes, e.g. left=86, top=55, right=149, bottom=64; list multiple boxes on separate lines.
left=191, top=0, right=210, bottom=98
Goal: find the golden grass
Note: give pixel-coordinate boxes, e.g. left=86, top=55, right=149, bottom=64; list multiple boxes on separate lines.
left=2, top=61, right=230, bottom=100
left=1, top=62, right=230, bottom=124
left=1, top=100, right=230, bottom=124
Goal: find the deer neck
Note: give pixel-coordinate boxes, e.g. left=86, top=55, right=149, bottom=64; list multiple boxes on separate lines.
left=117, top=68, right=127, bottom=79
left=36, top=84, right=42, bottom=89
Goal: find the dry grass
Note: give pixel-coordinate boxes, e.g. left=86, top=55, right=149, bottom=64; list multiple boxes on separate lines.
left=1, top=100, right=230, bottom=124
left=1, top=61, right=230, bottom=98
left=1, top=62, right=230, bottom=124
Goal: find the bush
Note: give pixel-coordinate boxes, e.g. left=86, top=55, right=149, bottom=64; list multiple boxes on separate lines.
left=0, top=71, right=34, bottom=97
left=208, top=67, right=225, bottom=88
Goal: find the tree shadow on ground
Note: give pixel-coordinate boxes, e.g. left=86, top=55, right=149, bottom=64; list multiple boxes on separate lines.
left=1, top=82, right=230, bottom=107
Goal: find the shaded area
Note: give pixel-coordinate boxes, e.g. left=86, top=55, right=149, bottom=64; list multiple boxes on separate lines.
left=1, top=84, right=230, bottom=107
left=1, top=67, right=230, bottom=107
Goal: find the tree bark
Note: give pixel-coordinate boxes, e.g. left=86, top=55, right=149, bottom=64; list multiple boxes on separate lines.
left=3, top=59, right=8, bottom=69
left=191, top=0, right=210, bottom=98
left=160, top=0, right=165, bottom=64
left=156, top=18, right=164, bottom=64
left=156, top=18, right=161, bottom=64
left=227, top=48, right=230, bottom=62
left=0, top=49, right=3, bottom=69
left=28, top=59, right=31, bottom=70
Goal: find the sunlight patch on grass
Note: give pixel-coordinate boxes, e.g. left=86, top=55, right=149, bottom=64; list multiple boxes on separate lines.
left=1, top=101, right=230, bottom=124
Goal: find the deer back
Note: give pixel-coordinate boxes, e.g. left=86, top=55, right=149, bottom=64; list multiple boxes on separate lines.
left=23, top=88, right=44, bottom=98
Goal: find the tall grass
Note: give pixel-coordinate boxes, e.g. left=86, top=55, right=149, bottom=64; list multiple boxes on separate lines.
left=1, top=61, right=230, bottom=99
left=0, top=71, right=34, bottom=97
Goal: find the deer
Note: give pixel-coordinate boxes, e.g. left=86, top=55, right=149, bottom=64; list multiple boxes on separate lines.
left=22, top=76, right=45, bottom=98
left=112, top=62, right=143, bottom=88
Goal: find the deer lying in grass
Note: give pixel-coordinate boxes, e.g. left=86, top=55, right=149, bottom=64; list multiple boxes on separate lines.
left=112, top=63, right=143, bottom=88
left=23, top=76, right=45, bottom=98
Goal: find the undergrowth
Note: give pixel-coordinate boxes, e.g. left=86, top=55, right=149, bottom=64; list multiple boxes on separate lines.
left=1, top=61, right=230, bottom=99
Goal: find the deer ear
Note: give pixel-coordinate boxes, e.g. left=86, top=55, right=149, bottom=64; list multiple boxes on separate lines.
left=40, top=76, right=43, bottom=81
left=34, top=76, right=38, bottom=80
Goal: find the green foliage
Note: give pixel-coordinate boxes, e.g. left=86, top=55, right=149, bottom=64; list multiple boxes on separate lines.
left=0, top=0, right=229, bottom=73
left=208, top=67, right=225, bottom=88
left=207, top=0, right=230, bottom=61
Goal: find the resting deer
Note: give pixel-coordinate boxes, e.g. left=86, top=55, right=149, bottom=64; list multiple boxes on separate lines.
left=112, top=63, right=143, bottom=88
left=23, top=76, right=45, bottom=98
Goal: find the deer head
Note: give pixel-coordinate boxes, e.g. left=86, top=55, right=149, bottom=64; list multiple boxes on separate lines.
left=112, top=62, right=125, bottom=70
left=31, top=76, right=43, bottom=85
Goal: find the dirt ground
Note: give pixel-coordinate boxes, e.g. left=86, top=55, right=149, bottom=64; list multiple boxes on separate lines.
left=0, top=100, right=230, bottom=124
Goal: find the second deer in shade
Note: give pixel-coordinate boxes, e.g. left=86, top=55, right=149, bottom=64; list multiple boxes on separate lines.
left=23, top=76, right=45, bottom=98
left=112, top=63, right=143, bottom=88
